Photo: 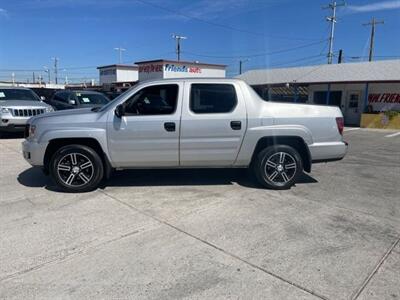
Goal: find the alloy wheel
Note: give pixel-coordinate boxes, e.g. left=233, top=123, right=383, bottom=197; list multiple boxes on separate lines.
left=57, top=153, right=94, bottom=187
left=264, top=151, right=297, bottom=186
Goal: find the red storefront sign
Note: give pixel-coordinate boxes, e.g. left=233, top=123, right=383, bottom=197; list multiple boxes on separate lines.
left=139, top=64, right=163, bottom=73
left=368, top=93, right=400, bottom=103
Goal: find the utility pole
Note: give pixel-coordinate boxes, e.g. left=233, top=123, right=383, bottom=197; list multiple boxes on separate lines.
left=363, top=17, right=384, bottom=62
left=338, top=49, right=343, bottom=64
left=52, top=57, right=59, bottom=84
left=172, top=34, right=187, bottom=61
left=323, top=1, right=345, bottom=64
left=114, top=47, right=126, bottom=64
left=239, top=59, right=249, bottom=75
left=11, top=73, right=15, bottom=86
left=33, top=72, right=35, bottom=83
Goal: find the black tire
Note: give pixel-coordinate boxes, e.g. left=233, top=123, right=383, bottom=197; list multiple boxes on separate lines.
left=252, top=145, right=303, bottom=190
left=49, top=144, right=104, bottom=193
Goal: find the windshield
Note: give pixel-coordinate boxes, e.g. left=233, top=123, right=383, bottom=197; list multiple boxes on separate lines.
left=98, top=88, right=132, bottom=112
left=76, top=93, right=109, bottom=105
left=0, top=89, right=40, bottom=101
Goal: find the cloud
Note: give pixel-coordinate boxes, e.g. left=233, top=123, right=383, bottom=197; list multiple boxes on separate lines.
left=0, top=8, right=8, bottom=17
left=347, top=0, right=400, bottom=13
left=144, top=0, right=282, bottom=22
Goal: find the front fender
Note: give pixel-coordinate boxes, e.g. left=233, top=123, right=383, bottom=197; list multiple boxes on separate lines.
left=39, top=128, right=111, bottom=162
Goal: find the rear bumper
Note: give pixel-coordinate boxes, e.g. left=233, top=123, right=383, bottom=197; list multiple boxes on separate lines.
left=22, top=140, right=48, bottom=167
left=309, top=141, right=348, bottom=163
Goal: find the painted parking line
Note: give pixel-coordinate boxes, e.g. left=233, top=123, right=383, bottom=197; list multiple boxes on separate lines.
left=385, top=132, right=400, bottom=138
left=344, top=128, right=360, bottom=132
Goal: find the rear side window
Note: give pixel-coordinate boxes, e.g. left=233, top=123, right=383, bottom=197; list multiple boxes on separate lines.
left=190, top=84, right=237, bottom=114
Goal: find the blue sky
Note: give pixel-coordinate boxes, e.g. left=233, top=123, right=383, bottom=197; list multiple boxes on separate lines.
left=0, top=0, right=399, bottom=82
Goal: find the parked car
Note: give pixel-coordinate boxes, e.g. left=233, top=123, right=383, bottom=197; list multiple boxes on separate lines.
left=22, top=78, right=347, bottom=192
left=0, top=87, right=54, bottom=136
left=46, top=90, right=110, bottom=110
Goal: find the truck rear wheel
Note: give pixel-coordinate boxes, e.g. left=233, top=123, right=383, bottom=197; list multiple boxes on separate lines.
left=252, top=145, right=303, bottom=190
left=49, top=144, right=104, bottom=193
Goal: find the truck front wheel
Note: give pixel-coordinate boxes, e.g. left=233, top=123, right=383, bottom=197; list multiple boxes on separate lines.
left=49, top=144, right=104, bottom=193
left=252, top=145, right=303, bottom=190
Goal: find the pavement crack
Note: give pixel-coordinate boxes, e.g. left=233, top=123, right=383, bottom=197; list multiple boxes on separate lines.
left=0, top=228, right=142, bottom=283
left=350, top=236, right=400, bottom=300
left=99, top=190, right=330, bottom=300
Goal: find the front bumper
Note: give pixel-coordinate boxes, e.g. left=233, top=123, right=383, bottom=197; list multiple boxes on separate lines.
left=0, top=117, right=29, bottom=132
left=22, top=139, right=48, bottom=167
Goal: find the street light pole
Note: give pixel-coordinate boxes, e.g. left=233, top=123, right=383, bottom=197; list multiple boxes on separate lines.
left=43, top=66, right=51, bottom=84
left=114, top=47, right=126, bottom=64
left=52, top=57, right=59, bottom=84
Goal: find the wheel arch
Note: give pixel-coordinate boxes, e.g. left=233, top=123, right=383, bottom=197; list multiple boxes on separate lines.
left=43, top=137, right=113, bottom=178
left=251, top=136, right=312, bottom=173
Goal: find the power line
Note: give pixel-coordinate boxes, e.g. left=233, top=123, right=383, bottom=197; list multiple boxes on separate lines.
left=239, top=54, right=326, bottom=71
left=134, top=0, right=322, bottom=41
left=183, top=39, right=327, bottom=59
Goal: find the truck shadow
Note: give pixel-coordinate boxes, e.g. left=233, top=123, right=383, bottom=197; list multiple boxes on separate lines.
left=18, top=167, right=318, bottom=191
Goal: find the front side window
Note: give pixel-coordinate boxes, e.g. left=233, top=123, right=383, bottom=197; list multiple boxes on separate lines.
left=124, top=84, right=178, bottom=115
left=0, top=89, right=40, bottom=101
left=53, top=92, right=68, bottom=102
left=190, top=84, right=237, bottom=114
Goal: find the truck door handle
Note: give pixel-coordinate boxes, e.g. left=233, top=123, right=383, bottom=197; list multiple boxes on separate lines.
left=164, top=122, right=176, bottom=132
left=230, top=121, right=241, bottom=130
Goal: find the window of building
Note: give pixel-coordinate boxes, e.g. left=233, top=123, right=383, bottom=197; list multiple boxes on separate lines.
left=190, top=84, right=237, bottom=114
left=313, top=91, right=342, bottom=107
left=124, top=84, right=178, bottom=115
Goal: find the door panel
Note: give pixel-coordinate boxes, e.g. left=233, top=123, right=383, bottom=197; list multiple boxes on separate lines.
left=107, top=83, right=182, bottom=168
left=180, top=82, right=247, bottom=166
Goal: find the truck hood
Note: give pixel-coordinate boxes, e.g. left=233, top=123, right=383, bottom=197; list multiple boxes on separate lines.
left=0, top=100, right=51, bottom=108
left=29, top=108, right=96, bottom=124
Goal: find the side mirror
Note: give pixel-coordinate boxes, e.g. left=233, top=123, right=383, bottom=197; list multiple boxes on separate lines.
left=40, top=96, right=46, bottom=101
left=115, top=104, right=125, bottom=118
left=68, top=100, right=77, bottom=105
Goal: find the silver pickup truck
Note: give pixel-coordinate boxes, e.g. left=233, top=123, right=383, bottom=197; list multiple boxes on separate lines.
left=22, top=78, right=347, bottom=192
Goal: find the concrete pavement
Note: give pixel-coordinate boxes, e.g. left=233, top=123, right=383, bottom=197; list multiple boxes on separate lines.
left=0, top=129, right=399, bottom=299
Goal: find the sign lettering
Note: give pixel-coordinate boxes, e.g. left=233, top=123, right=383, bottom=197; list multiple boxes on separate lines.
left=368, top=93, right=400, bottom=104
left=139, top=64, right=163, bottom=73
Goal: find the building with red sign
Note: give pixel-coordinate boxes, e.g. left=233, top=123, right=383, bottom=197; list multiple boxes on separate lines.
left=238, top=60, right=400, bottom=126
left=97, top=59, right=226, bottom=96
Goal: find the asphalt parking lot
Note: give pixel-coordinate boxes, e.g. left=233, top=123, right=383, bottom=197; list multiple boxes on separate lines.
left=0, top=128, right=399, bottom=300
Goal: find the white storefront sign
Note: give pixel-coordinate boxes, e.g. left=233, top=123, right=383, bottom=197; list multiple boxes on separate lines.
left=136, top=60, right=226, bottom=81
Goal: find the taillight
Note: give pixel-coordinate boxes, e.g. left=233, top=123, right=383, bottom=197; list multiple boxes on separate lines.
left=336, top=117, right=344, bottom=135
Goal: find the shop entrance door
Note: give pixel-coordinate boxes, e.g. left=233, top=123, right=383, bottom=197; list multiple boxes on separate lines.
left=345, top=91, right=362, bottom=125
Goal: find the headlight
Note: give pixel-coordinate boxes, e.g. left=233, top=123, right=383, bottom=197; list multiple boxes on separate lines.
left=29, top=125, right=36, bottom=137
left=45, top=107, right=54, bottom=113
left=0, top=107, right=10, bottom=114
